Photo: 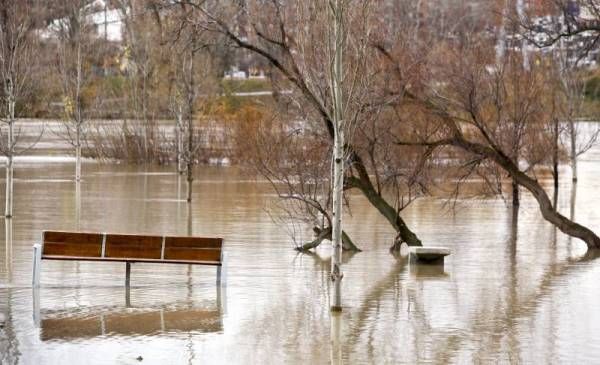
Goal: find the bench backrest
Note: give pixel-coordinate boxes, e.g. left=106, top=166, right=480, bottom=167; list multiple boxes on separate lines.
left=42, top=231, right=223, bottom=263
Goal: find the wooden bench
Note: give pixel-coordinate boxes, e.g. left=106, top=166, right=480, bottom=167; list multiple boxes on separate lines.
left=32, top=231, right=227, bottom=287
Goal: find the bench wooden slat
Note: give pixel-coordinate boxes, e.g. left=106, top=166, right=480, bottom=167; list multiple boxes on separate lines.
left=163, top=247, right=222, bottom=262
left=41, top=231, right=223, bottom=265
left=43, top=232, right=103, bottom=258
left=165, top=236, right=223, bottom=249
left=105, top=234, right=162, bottom=260
left=41, top=255, right=222, bottom=266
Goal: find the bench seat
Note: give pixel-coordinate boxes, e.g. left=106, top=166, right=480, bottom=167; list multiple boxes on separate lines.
left=32, top=231, right=227, bottom=287
left=41, top=255, right=222, bottom=266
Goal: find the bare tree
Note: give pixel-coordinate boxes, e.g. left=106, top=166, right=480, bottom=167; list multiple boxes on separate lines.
left=167, top=2, right=221, bottom=202
left=520, top=1, right=600, bottom=183
left=113, top=0, right=163, bottom=160
left=0, top=0, right=41, bottom=217
left=386, top=45, right=600, bottom=249
left=51, top=0, right=100, bottom=182
left=164, top=0, right=426, bottom=251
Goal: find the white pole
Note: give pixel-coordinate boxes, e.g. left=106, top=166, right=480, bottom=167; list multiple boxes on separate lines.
left=4, top=217, right=12, bottom=280
left=75, top=38, right=83, bottom=182
left=330, top=312, right=343, bottom=365
left=5, top=154, right=12, bottom=218
left=32, top=243, right=42, bottom=287
left=330, top=0, right=344, bottom=312
left=76, top=122, right=81, bottom=181
left=5, top=80, right=14, bottom=218
left=217, top=252, right=228, bottom=315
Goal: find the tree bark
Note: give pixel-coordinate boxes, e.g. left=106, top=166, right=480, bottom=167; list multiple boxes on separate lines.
left=512, top=179, right=520, bottom=207
left=346, top=169, right=422, bottom=249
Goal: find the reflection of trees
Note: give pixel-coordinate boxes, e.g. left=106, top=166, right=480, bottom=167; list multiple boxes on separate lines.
left=330, top=199, right=599, bottom=363
left=4, top=217, right=12, bottom=282
left=428, top=207, right=600, bottom=363
left=0, top=289, right=21, bottom=365
left=1, top=218, right=20, bottom=364
left=344, top=254, right=409, bottom=348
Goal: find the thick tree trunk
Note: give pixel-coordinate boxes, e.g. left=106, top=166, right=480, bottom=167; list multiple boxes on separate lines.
left=346, top=168, right=422, bottom=250
left=512, top=179, right=520, bottom=207
left=296, top=226, right=361, bottom=252
left=453, top=137, right=600, bottom=249
left=186, top=163, right=193, bottom=203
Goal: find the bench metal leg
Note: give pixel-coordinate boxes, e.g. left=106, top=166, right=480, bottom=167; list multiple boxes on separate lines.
left=217, top=252, right=227, bottom=286
left=125, top=262, right=131, bottom=287
left=32, top=244, right=42, bottom=288
left=217, top=283, right=227, bottom=315
left=125, top=284, right=131, bottom=307
left=33, top=286, right=40, bottom=327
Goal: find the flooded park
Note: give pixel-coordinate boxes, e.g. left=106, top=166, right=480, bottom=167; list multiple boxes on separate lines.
left=0, top=122, right=599, bottom=364
left=5, top=0, right=600, bottom=364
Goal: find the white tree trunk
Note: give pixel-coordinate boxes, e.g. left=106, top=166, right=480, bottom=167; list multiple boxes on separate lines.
left=330, top=0, right=344, bottom=312
left=569, top=120, right=578, bottom=182
left=5, top=88, right=15, bottom=218
left=331, top=124, right=344, bottom=311
left=496, top=0, right=508, bottom=63
left=76, top=122, right=81, bottom=181
left=177, top=111, right=185, bottom=174
left=75, top=39, right=83, bottom=182
left=5, top=154, right=13, bottom=218
left=516, top=0, right=529, bottom=70
left=75, top=180, right=81, bottom=231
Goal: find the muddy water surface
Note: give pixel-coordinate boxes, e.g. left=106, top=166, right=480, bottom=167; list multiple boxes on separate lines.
left=1, top=144, right=600, bottom=364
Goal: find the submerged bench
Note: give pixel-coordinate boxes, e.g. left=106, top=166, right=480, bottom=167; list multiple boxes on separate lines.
left=32, top=231, right=227, bottom=287
left=408, top=247, right=451, bottom=265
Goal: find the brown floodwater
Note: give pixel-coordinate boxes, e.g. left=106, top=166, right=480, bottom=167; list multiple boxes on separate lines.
left=1, top=134, right=600, bottom=364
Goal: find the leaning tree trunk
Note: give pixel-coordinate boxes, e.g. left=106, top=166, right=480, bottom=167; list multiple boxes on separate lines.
left=346, top=159, right=422, bottom=251
left=296, top=226, right=361, bottom=252
left=454, top=138, right=600, bottom=249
